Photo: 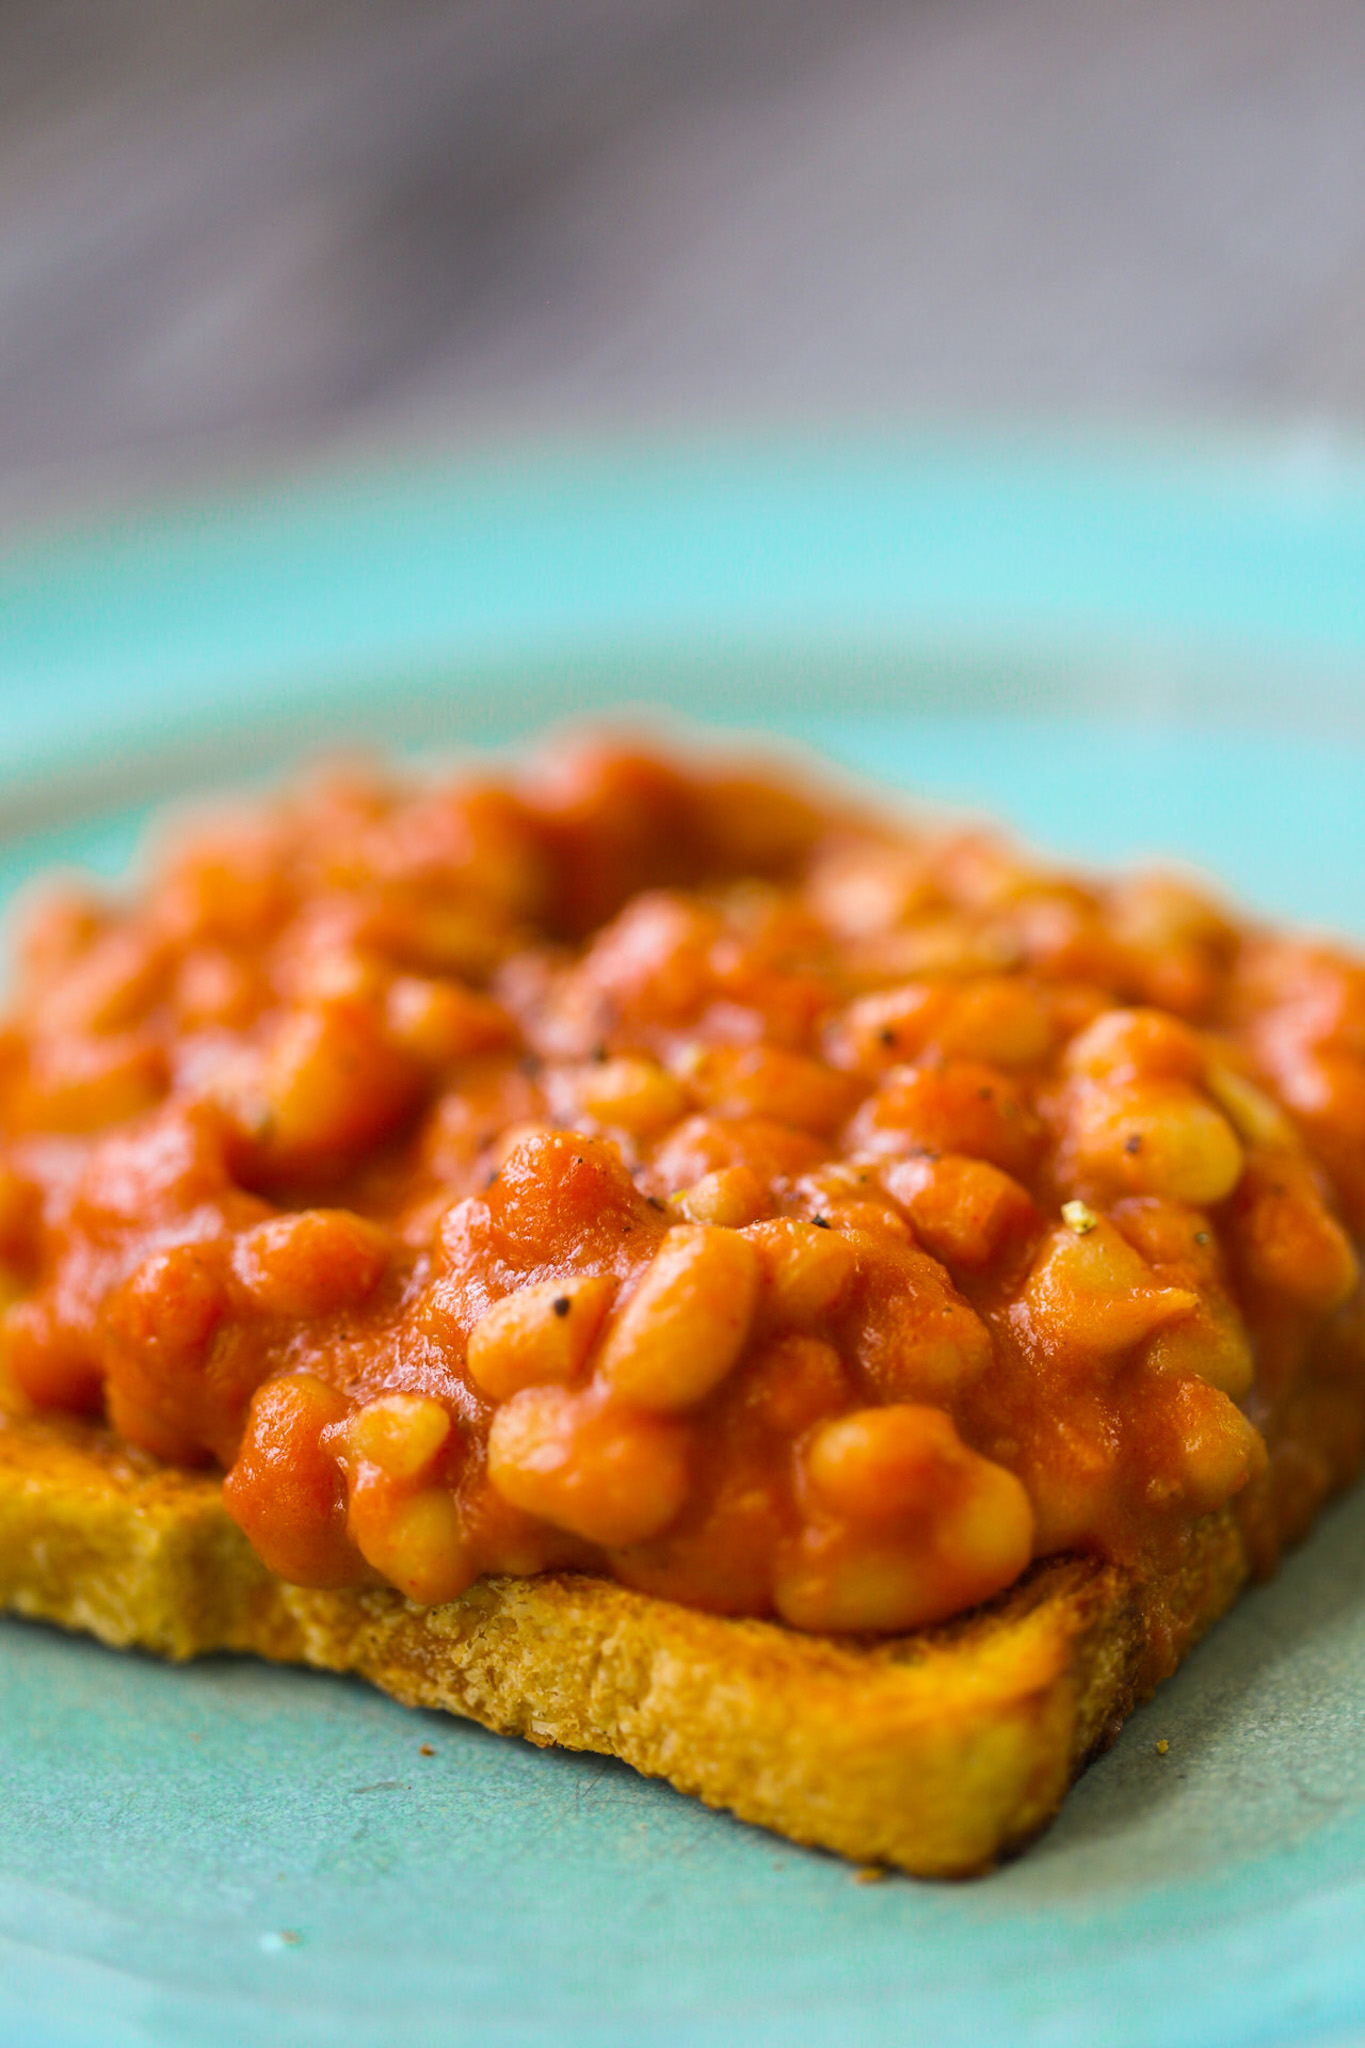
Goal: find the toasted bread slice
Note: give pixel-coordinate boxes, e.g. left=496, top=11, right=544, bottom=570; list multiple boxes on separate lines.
left=0, top=1407, right=1258, bottom=1876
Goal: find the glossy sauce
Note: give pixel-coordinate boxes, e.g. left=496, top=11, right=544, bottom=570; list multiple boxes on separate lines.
left=0, top=739, right=1361, bottom=1634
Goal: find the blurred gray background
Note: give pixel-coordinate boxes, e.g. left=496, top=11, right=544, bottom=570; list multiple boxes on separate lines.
left=5, top=0, right=1365, bottom=526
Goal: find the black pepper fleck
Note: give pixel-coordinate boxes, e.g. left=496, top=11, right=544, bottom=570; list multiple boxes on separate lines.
left=552, top=1296, right=571, bottom=1318
left=812, top=1214, right=831, bottom=1230
left=1125, top=1134, right=1143, bottom=1155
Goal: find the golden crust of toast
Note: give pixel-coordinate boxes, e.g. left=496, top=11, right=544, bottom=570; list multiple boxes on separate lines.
left=0, top=1407, right=1252, bottom=1875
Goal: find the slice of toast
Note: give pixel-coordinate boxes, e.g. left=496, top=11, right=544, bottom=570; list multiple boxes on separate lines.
left=0, top=1406, right=1256, bottom=1876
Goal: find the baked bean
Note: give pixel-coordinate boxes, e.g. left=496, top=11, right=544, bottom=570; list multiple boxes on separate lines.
left=1100, top=1197, right=1251, bottom=1396
left=792, top=1161, right=884, bottom=1207
left=1111, top=873, right=1229, bottom=953
left=371, top=898, right=513, bottom=980
left=174, top=948, right=262, bottom=1029
left=823, top=985, right=946, bottom=1074
left=671, top=1165, right=770, bottom=1228
left=36, top=925, right=168, bottom=1036
left=3, top=1296, right=103, bottom=1414
left=599, top=1226, right=760, bottom=1410
left=1068, top=1078, right=1243, bottom=1205
left=1063, top=1008, right=1205, bottom=1085
left=1014, top=888, right=1136, bottom=985
left=935, top=978, right=1054, bottom=1069
left=1105, top=1193, right=1212, bottom=1268
left=520, top=744, right=706, bottom=936
left=806, top=837, right=935, bottom=938
left=1021, top=1400, right=1120, bottom=1555
left=773, top=1532, right=942, bottom=1633
left=1111, top=876, right=1231, bottom=1013
left=567, top=1055, right=688, bottom=1138
left=346, top=1479, right=472, bottom=1606
left=1204, top=1055, right=1298, bottom=1151
left=842, top=1233, right=995, bottom=1400
left=936, top=833, right=1039, bottom=911
left=418, top=1058, right=545, bottom=1185
left=1015, top=1220, right=1199, bottom=1360
left=805, top=1403, right=960, bottom=1519
left=847, top=974, right=1055, bottom=1073
left=1142, top=1372, right=1268, bottom=1515
left=487, top=1383, right=691, bottom=1545
left=821, top=1200, right=915, bottom=1245
left=162, top=831, right=294, bottom=945
left=287, top=946, right=383, bottom=1007
left=850, top=1060, right=1041, bottom=1177
left=1230, top=1155, right=1360, bottom=1313
left=12, top=891, right=102, bottom=995
left=16, top=1033, right=167, bottom=1133
left=691, top=769, right=825, bottom=875
left=845, top=915, right=1023, bottom=985
left=485, top=1129, right=648, bottom=1268
left=1272, top=1045, right=1361, bottom=1123
left=678, top=1044, right=857, bottom=1135
left=486, top=1120, right=558, bottom=1172
left=106, top=1241, right=227, bottom=1367
left=746, top=1218, right=859, bottom=1326
left=648, top=1115, right=826, bottom=1194
left=399, top=785, right=551, bottom=924
left=101, top=1241, right=262, bottom=1464
left=1270, top=1049, right=1365, bottom=1224
left=254, top=1001, right=420, bottom=1176
left=340, top=1391, right=452, bottom=1481
left=466, top=1274, right=617, bottom=1400
left=385, top=976, right=516, bottom=1067
left=223, top=1374, right=361, bottom=1587
left=882, top=1153, right=1040, bottom=1271
left=779, top=1406, right=1033, bottom=1631
left=576, top=894, right=721, bottom=1024
left=1144, top=1303, right=1254, bottom=1399
left=234, top=1210, right=390, bottom=1319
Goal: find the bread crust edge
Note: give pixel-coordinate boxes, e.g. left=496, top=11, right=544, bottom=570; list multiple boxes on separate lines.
left=0, top=1407, right=1255, bottom=1875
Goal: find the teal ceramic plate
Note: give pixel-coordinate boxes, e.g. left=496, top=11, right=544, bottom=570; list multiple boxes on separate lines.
left=4, top=433, right=1365, bottom=2048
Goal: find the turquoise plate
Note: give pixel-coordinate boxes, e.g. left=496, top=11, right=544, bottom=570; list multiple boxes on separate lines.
left=4, top=432, right=1365, bottom=2048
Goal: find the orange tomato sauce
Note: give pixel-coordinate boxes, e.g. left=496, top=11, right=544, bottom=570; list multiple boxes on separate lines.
left=1, top=736, right=1362, bottom=1633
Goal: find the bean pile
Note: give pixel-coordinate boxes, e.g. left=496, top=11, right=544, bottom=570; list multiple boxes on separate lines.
left=0, top=739, right=1361, bottom=1633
